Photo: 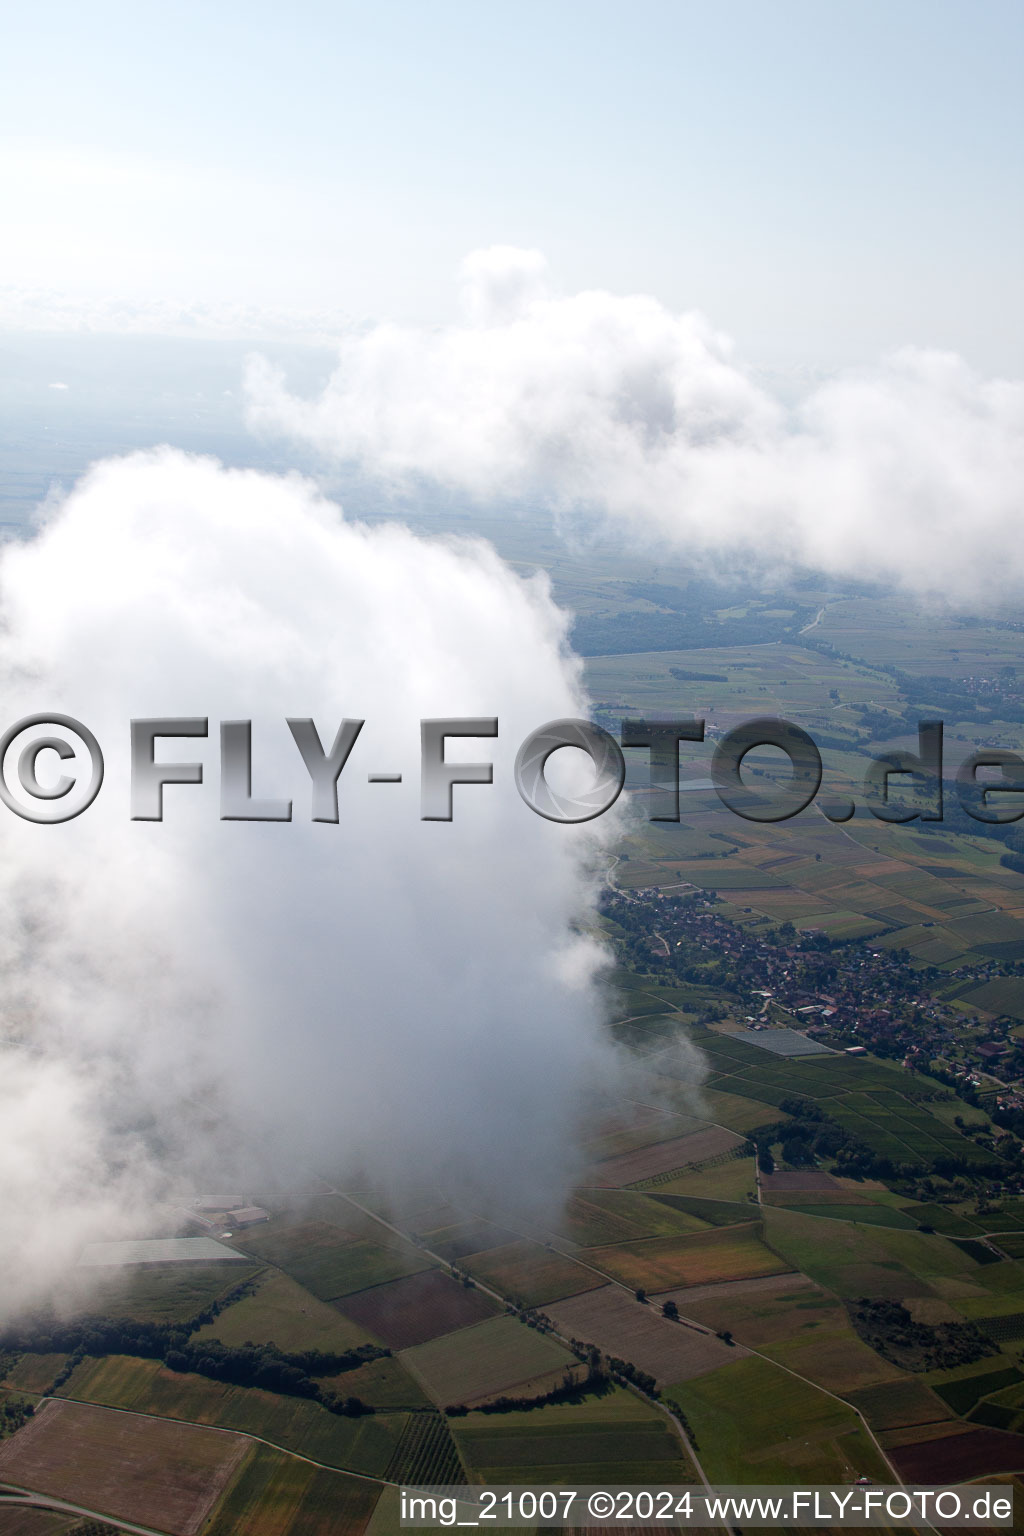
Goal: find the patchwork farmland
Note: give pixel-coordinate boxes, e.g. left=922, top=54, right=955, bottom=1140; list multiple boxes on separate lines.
left=542, top=1286, right=743, bottom=1385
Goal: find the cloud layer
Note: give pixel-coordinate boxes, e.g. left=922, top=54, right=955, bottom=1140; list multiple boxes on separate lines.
left=0, top=449, right=623, bottom=1316
left=247, top=247, right=1024, bottom=600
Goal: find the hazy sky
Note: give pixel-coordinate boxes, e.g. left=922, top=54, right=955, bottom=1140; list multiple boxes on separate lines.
left=2, top=0, right=1021, bottom=369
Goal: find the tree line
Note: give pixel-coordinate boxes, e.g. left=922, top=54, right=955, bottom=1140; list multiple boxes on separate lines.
left=0, top=1312, right=389, bottom=1419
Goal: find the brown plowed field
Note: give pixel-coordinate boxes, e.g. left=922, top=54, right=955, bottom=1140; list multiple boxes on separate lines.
left=0, top=1397, right=247, bottom=1535
left=334, top=1269, right=498, bottom=1349
left=592, top=1129, right=741, bottom=1187
left=543, top=1285, right=743, bottom=1385
left=889, top=1427, right=1024, bottom=1481
left=759, top=1169, right=845, bottom=1192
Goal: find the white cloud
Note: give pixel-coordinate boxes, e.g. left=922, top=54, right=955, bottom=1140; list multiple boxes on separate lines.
left=246, top=247, right=1024, bottom=601
left=0, top=449, right=624, bottom=1317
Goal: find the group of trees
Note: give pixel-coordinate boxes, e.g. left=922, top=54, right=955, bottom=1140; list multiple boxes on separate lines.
left=0, top=1395, right=33, bottom=1438
left=847, top=1297, right=996, bottom=1373
left=162, top=1338, right=377, bottom=1414
left=0, top=1314, right=388, bottom=1419
left=445, top=1366, right=611, bottom=1419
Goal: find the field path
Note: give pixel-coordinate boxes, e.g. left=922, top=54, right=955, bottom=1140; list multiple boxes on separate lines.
left=325, top=1187, right=731, bottom=1527
left=0, top=1480, right=170, bottom=1536
left=44, top=1390, right=401, bottom=1489
left=359, top=1140, right=936, bottom=1531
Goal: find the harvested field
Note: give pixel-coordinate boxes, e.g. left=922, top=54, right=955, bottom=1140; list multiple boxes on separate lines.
left=889, top=1427, right=1024, bottom=1481
left=462, top=1242, right=602, bottom=1307
left=664, top=1281, right=841, bottom=1351
left=759, top=1169, right=845, bottom=1193
left=656, top=1272, right=816, bottom=1309
left=592, top=1128, right=741, bottom=1188
left=205, top=1443, right=381, bottom=1536
left=0, top=1398, right=247, bottom=1535
left=335, top=1270, right=499, bottom=1350
left=401, top=1315, right=576, bottom=1407
left=543, top=1285, right=743, bottom=1385
left=763, top=1326, right=905, bottom=1392
left=881, top=1420, right=973, bottom=1450
left=586, top=1225, right=790, bottom=1291
left=761, top=1188, right=874, bottom=1206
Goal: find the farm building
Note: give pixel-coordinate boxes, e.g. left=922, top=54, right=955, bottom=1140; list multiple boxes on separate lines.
left=78, top=1237, right=247, bottom=1267
left=223, top=1205, right=269, bottom=1227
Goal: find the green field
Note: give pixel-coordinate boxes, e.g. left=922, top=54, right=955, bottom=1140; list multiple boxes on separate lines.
left=762, top=1205, right=988, bottom=1298
left=0, top=1354, right=67, bottom=1393
left=384, top=1411, right=466, bottom=1483
left=650, top=1194, right=755, bottom=1227
left=846, top=1379, right=955, bottom=1431
left=781, top=1203, right=919, bottom=1229
left=401, top=1315, right=576, bottom=1408
left=232, top=1218, right=436, bottom=1300
left=685, top=1034, right=994, bottom=1170
left=666, top=1355, right=890, bottom=1483
left=317, top=1354, right=433, bottom=1410
left=933, top=1365, right=1023, bottom=1414
left=761, top=1323, right=906, bottom=1392
left=648, top=1155, right=759, bottom=1202
left=59, top=1261, right=263, bottom=1324
left=554, top=1190, right=712, bottom=1245
left=586, top=1223, right=790, bottom=1291
left=195, top=1268, right=376, bottom=1351
left=461, top=1242, right=602, bottom=1307
left=205, top=1443, right=382, bottom=1536
left=64, top=1354, right=407, bottom=1475
left=452, top=1389, right=693, bottom=1485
